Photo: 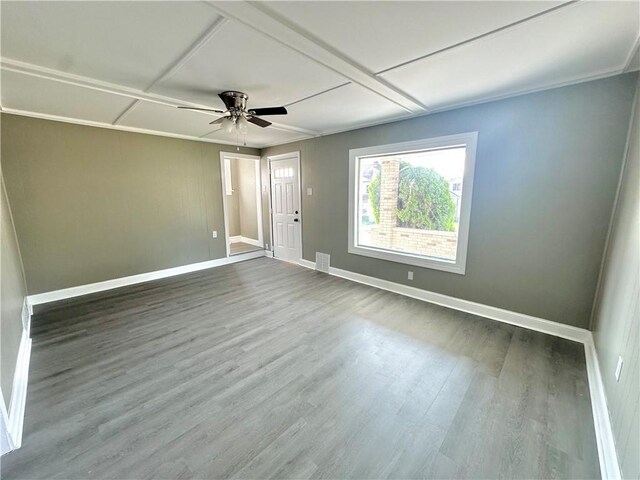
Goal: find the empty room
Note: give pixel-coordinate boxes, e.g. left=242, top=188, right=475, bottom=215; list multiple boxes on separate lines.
left=0, top=1, right=638, bottom=479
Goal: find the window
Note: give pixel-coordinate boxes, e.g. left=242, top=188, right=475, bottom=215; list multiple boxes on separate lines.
left=348, top=132, right=477, bottom=274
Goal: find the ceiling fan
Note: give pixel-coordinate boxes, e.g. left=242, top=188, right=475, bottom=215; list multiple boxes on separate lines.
left=177, top=91, right=287, bottom=131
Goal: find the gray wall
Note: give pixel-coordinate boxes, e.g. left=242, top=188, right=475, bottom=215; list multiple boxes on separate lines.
left=263, top=73, right=638, bottom=328
left=1, top=171, right=27, bottom=404
left=1, top=114, right=259, bottom=294
left=592, top=79, right=639, bottom=480
left=227, top=158, right=241, bottom=237
left=237, top=159, right=259, bottom=241
left=225, top=157, right=259, bottom=241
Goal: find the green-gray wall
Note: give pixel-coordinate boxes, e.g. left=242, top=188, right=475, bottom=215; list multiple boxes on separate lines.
left=237, top=158, right=259, bottom=241
left=1, top=170, right=27, bottom=404
left=227, top=158, right=241, bottom=237
left=592, top=79, right=639, bottom=480
left=226, top=157, right=259, bottom=241
left=0, top=115, right=259, bottom=294
left=263, top=73, right=638, bottom=329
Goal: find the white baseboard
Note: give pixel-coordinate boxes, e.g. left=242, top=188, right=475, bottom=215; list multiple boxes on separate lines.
left=299, top=259, right=589, bottom=343
left=21, top=298, right=31, bottom=337
left=240, top=237, right=262, bottom=248
left=264, top=250, right=274, bottom=258
left=298, top=258, right=618, bottom=478
left=0, top=386, right=12, bottom=455
left=7, top=330, right=31, bottom=450
left=229, top=236, right=261, bottom=248
left=28, top=250, right=266, bottom=305
left=584, top=338, right=622, bottom=480
left=298, top=259, right=315, bottom=270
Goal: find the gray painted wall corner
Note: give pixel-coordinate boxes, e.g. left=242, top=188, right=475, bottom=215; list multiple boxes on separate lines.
left=262, top=73, right=639, bottom=329
left=591, top=78, right=640, bottom=480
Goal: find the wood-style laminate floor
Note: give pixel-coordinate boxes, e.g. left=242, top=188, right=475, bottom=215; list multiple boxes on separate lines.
left=230, top=242, right=262, bottom=256
left=1, top=258, right=600, bottom=480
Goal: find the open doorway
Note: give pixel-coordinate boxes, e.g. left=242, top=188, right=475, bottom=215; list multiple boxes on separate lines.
left=220, top=152, right=263, bottom=257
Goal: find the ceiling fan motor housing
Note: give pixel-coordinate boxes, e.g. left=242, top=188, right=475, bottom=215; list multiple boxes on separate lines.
left=220, top=91, right=249, bottom=115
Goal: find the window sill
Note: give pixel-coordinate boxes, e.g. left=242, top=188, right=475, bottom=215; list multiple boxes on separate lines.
left=348, top=244, right=466, bottom=275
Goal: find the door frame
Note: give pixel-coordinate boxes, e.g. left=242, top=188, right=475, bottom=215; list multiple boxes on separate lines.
left=219, top=151, right=263, bottom=258
left=268, top=151, right=302, bottom=262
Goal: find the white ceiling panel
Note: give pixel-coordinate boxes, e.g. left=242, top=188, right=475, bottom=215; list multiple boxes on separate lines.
left=1, top=71, right=133, bottom=124
left=203, top=123, right=311, bottom=149
left=285, top=83, right=409, bottom=133
left=380, top=1, right=639, bottom=111
left=119, top=102, right=221, bottom=138
left=264, top=1, right=563, bottom=73
left=151, top=20, right=347, bottom=109
left=0, top=1, right=220, bottom=90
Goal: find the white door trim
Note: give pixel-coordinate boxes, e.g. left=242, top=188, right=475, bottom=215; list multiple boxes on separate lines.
left=268, top=151, right=302, bottom=262
left=219, top=152, right=263, bottom=257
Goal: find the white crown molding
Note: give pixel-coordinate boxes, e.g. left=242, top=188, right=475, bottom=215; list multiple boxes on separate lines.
left=206, top=1, right=428, bottom=115
left=0, top=108, right=313, bottom=149
left=427, top=65, right=628, bottom=116
left=263, top=66, right=628, bottom=151
left=0, top=107, right=261, bottom=148
left=0, top=58, right=319, bottom=138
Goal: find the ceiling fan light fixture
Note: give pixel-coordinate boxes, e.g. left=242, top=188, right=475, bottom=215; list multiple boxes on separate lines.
left=237, top=115, right=249, bottom=135
left=221, top=116, right=235, bottom=134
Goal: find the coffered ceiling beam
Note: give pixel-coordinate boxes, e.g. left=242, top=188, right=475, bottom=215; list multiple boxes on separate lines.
left=0, top=58, right=318, bottom=137
left=206, top=1, right=428, bottom=114
left=113, top=15, right=229, bottom=126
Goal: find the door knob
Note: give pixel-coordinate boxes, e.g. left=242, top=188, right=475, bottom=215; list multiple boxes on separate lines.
left=294, top=219, right=299, bottom=222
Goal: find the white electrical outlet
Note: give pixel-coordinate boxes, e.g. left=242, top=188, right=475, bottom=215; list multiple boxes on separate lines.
left=265, top=243, right=269, bottom=250
left=408, top=271, right=414, bottom=280
left=212, top=231, right=217, bottom=238
left=615, top=356, right=623, bottom=381
left=307, top=187, right=313, bottom=196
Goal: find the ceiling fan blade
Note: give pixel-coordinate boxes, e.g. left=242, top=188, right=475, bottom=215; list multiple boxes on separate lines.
left=178, top=106, right=225, bottom=114
left=248, top=106, right=287, bottom=116
left=247, top=116, right=272, bottom=128
left=209, top=117, right=226, bottom=125
left=218, top=93, right=236, bottom=110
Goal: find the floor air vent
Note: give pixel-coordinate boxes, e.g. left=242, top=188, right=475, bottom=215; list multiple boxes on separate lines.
left=315, top=252, right=330, bottom=273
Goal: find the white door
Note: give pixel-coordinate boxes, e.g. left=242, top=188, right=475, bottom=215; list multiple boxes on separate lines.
left=270, top=154, right=301, bottom=262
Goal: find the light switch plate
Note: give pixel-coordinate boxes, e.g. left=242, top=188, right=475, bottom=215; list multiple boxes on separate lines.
left=307, top=187, right=313, bottom=196
left=408, top=271, right=414, bottom=280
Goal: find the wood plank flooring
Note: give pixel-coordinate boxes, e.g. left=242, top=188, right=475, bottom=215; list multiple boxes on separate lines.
left=1, top=258, right=600, bottom=479
left=230, top=242, right=262, bottom=255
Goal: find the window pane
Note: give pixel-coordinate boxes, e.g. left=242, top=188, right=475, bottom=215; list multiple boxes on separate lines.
left=357, top=147, right=466, bottom=262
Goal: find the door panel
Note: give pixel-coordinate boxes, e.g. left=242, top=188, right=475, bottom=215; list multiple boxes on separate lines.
left=274, top=184, right=283, bottom=214
left=270, top=155, right=301, bottom=262
left=276, top=222, right=284, bottom=247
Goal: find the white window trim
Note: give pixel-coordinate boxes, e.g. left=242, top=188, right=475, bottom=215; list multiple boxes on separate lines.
left=348, top=132, right=478, bottom=275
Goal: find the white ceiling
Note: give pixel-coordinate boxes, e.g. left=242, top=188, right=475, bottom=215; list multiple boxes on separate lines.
left=1, top=1, right=638, bottom=149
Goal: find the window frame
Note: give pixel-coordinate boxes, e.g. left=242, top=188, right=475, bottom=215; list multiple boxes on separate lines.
left=348, top=132, right=478, bottom=275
